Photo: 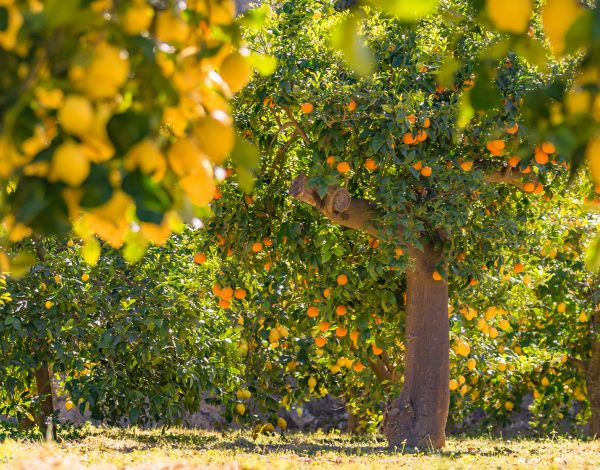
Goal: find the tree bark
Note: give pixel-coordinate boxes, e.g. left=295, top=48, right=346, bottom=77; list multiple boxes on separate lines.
left=34, top=364, right=55, bottom=435
left=383, top=245, right=449, bottom=449
left=588, top=313, right=600, bottom=437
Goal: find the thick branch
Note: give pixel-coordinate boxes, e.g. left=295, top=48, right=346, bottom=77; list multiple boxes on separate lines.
left=368, top=358, right=395, bottom=391
left=484, top=167, right=537, bottom=192
left=268, top=129, right=300, bottom=181
left=289, top=174, right=380, bottom=238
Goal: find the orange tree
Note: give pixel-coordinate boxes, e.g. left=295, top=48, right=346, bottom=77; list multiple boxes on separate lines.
left=0, top=0, right=261, bottom=269
left=0, top=234, right=239, bottom=433
left=191, top=0, right=585, bottom=448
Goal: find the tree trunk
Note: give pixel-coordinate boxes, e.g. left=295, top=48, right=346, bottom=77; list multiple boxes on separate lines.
left=34, top=364, right=55, bottom=436
left=588, top=313, right=600, bottom=438
left=383, top=244, right=449, bottom=449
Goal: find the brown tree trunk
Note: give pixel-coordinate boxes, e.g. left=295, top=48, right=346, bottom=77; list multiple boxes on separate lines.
left=383, top=244, right=449, bottom=449
left=34, top=364, right=55, bottom=435
left=588, top=313, right=600, bottom=438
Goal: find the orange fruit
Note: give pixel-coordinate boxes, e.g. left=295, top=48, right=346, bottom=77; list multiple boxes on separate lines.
left=469, top=278, right=477, bottom=286
left=336, top=274, right=348, bottom=286
left=323, top=288, right=331, bottom=298
left=368, top=237, right=380, bottom=249
left=506, top=123, right=519, bottom=134
left=521, top=165, right=532, bottom=174
left=420, top=166, right=432, bottom=177
left=193, top=252, right=207, bottom=264
left=251, top=241, right=263, bottom=252
left=486, top=140, right=505, bottom=152
left=263, top=237, right=273, bottom=246
left=365, top=158, right=377, bottom=170
left=372, top=344, right=383, bottom=355
left=220, top=287, right=234, bottom=300
left=264, top=261, right=272, bottom=270
left=347, top=99, right=356, bottom=111
left=212, top=284, right=222, bottom=296
left=307, top=306, right=319, bottom=317
left=349, top=330, right=359, bottom=342
left=301, top=102, right=313, bottom=113
left=337, top=161, right=350, bottom=173
left=424, top=118, right=431, bottom=128
left=523, top=182, right=535, bottom=192
left=416, top=129, right=427, bottom=142
left=353, top=361, right=365, bottom=372
left=412, top=161, right=423, bottom=171
left=463, top=79, right=475, bottom=89
left=541, top=141, right=556, bottom=154
left=407, top=114, right=417, bottom=124
left=336, top=305, right=347, bottom=316
left=335, top=326, right=347, bottom=337
left=402, top=132, right=416, bottom=145
left=460, top=161, right=474, bottom=171
left=216, top=235, right=226, bottom=246
left=234, top=288, right=246, bottom=299
left=514, top=262, right=524, bottom=273
left=326, top=155, right=335, bottom=166
left=534, top=147, right=549, bottom=164
left=534, top=183, right=544, bottom=194
left=507, top=155, right=520, bottom=167
left=395, top=247, right=404, bottom=258
left=432, top=271, right=442, bottom=281
left=244, top=194, right=254, bottom=205
left=319, top=321, right=330, bottom=332
left=218, top=299, right=231, bottom=309
left=315, top=336, right=327, bottom=348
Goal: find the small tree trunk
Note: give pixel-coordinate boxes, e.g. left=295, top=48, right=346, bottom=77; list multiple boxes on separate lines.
left=34, top=364, right=55, bottom=436
left=588, top=313, right=600, bottom=437
left=383, top=244, right=449, bottom=449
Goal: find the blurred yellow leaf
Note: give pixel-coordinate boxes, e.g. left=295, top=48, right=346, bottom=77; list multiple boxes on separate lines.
left=330, top=15, right=374, bottom=77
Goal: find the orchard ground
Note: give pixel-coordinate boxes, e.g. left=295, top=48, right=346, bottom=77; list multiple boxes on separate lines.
left=1, top=428, right=600, bottom=469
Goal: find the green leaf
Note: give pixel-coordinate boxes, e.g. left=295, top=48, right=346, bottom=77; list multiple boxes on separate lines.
left=9, top=251, right=36, bottom=279
left=248, top=53, right=277, bottom=76
left=330, top=15, right=374, bottom=77
left=231, top=136, right=259, bottom=193
left=0, top=8, right=8, bottom=33
left=43, top=0, right=81, bottom=28
left=107, top=112, right=151, bottom=155
left=81, top=237, right=101, bottom=266
left=457, top=92, right=474, bottom=128
left=586, top=233, right=600, bottom=271
left=369, top=0, right=439, bottom=21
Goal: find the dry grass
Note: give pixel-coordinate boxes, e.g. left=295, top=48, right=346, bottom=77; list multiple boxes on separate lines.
left=1, top=427, right=599, bottom=469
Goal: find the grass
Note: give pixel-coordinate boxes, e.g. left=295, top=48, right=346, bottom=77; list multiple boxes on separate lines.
left=1, top=426, right=599, bottom=469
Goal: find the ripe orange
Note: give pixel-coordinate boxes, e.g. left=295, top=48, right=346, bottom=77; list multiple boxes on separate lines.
left=353, top=361, right=365, bottom=372
left=407, top=114, right=417, bottom=124
left=513, top=262, right=524, bottom=273
left=301, top=102, right=313, bottom=114
left=365, top=158, right=377, bottom=170
left=337, top=161, right=350, bottom=173
left=420, top=166, right=432, bottom=177
left=402, top=132, right=416, bottom=145
left=244, top=194, right=254, bottom=205
left=251, top=241, right=263, bottom=252
left=212, top=284, right=222, bottom=296
left=314, top=336, right=327, bottom=348
left=323, top=288, right=331, bottom=298
left=412, top=161, right=423, bottom=171
left=432, top=271, right=442, bottom=281
left=486, top=139, right=505, bottom=154
left=424, top=118, right=431, bottom=128
left=506, top=123, right=519, bottom=134
left=319, top=321, right=330, bottom=332
left=534, top=147, right=549, bottom=164
left=326, top=155, right=335, bottom=166
left=216, top=235, right=226, bottom=246
left=336, top=274, right=348, bottom=286
left=460, top=161, right=474, bottom=171
left=349, top=330, right=359, bottom=342
left=368, top=237, right=380, bottom=249
left=415, top=129, right=427, bottom=142
left=523, top=182, right=535, bottom=192
left=213, top=187, right=222, bottom=200
left=534, top=183, right=544, bottom=194
left=469, top=278, right=477, bottom=286
left=521, top=165, right=532, bottom=174
left=347, top=99, right=356, bottom=111
left=507, top=155, right=520, bottom=167
left=264, top=261, right=272, bottom=270
left=395, top=247, right=404, bottom=258
left=372, top=344, right=383, bottom=355
left=234, top=288, right=246, bottom=299
left=220, top=287, right=234, bottom=300
left=218, top=299, right=231, bottom=309
left=541, top=141, right=556, bottom=154
left=336, top=305, right=347, bottom=316
left=193, top=252, right=207, bottom=264
left=307, top=306, right=319, bottom=317
left=335, top=326, right=347, bottom=337
left=263, top=237, right=273, bottom=246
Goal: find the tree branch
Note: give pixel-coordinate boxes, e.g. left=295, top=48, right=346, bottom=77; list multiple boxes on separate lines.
left=283, top=106, right=311, bottom=146
left=268, top=129, right=300, bottom=182
left=568, top=356, right=588, bottom=372
left=368, top=357, right=395, bottom=392
left=288, top=174, right=381, bottom=238
left=484, top=167, right=537, bottom=192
